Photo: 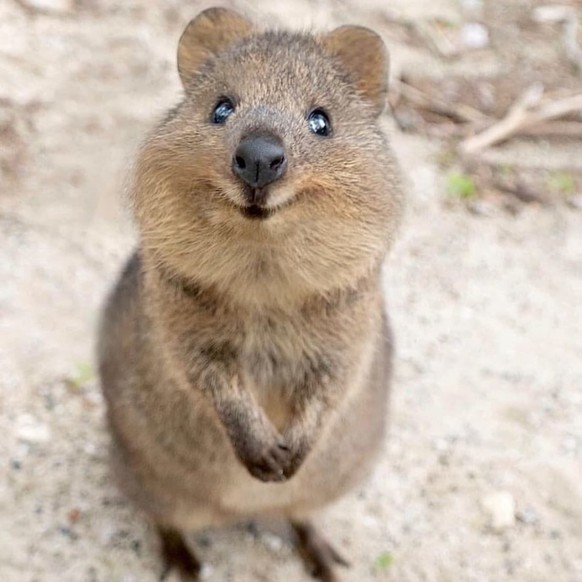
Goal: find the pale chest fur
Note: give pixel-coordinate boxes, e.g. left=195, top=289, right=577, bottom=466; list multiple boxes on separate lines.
left=151, top=264, right=378, bottom=429
left=234, top=311, right=336, bottom=430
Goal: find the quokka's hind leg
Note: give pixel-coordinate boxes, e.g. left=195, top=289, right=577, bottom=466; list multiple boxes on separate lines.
left=291, top=520, right=350, bottom=582
left=157, top=526, right=202, bottom=582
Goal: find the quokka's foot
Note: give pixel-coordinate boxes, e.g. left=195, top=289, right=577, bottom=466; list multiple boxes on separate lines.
left=292, top=521, right=350, bottom=582
left=158, top=527, right=201, bottom=582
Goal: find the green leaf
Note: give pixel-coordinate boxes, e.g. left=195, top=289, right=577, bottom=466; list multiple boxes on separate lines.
left=68, top=362, right=94, bottom=388
left=446, top=171, right=476, bottom=199
left=548, top=172, right=575, bottom=195
left=374, top=551, right=394, bottom=571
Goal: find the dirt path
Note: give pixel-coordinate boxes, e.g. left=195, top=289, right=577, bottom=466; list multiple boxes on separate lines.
left=1, top=1, right=581, bottom=581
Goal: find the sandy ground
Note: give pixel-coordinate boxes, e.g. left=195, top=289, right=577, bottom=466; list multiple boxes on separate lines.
left=1, top=0, right=581, bottom=581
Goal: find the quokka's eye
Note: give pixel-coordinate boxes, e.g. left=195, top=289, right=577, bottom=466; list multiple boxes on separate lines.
left=211, top=98, right=235, bottom=124
left=307, top=108, right=331, bottom=136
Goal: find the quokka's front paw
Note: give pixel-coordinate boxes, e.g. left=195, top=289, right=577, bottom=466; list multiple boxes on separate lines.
left=222, top=397, right=306, bottom=482
left=240, top=437, right=292, bottom=483
left=275, top=424, right=314, bottom=480
left=239, top=434, right=311, bottom=482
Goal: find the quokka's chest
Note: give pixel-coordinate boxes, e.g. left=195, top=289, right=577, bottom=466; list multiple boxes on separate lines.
left=237, top=316, right=333, bottom=389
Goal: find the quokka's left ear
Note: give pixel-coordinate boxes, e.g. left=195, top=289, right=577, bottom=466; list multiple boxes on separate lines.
left=321, top=25, right=389, bottom=115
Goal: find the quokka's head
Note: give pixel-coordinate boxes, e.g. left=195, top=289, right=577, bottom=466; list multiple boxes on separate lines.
left=133, top=8, right=403, bottom=296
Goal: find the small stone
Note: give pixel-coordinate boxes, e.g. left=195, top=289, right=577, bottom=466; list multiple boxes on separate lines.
left=481, top=491, right=516, bottom=530
left=433, top=437, right=449, bottom=452
left=18, top=0, right=73, bottom=14
left=362, top=514, right=379, bottom=528
left=261, top=532, right=284, bottom=552
left=15, top=414, right=51, bottom=443
left=460, top=0, right=484, bottom=17
left=516, top=507, right=539, bottom=525
left=562, top=436, right=578, bottom=453
left=567, top=195, right=582, bottom=210
left=83, top=442, right=97, bottom=456
left=199, top=564, right=214, bottom=580
left=460, top=23, right=489, bottom=50
left=468, top=200, right=496, bottom=217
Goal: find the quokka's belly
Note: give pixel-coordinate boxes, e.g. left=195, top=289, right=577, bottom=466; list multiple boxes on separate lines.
left=218, top=374, right=389, bottom=518
left=107, top=349, right=389, bottom=530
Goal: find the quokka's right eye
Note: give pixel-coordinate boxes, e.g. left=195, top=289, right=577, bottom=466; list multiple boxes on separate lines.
left=211, top=98, right=235, bottom=124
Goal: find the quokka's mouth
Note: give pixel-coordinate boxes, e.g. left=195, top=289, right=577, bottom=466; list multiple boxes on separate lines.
left=226, top=184, right=295, bottom=220
left=239, top=204, right=276, bottom=220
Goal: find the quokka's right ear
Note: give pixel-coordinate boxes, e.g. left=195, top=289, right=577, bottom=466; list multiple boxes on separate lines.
left=177, top=7, right=254, bottom=86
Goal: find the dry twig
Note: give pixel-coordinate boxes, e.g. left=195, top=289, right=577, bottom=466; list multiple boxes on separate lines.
left=494, top=181, right=548, bottom=205
left=518, top=121, right=582, bottom=138
left=391, top=78, right=490, bottom=124
left=533, top=5, right=582, bottom=70
left=460, top=85, right=582, bottom=154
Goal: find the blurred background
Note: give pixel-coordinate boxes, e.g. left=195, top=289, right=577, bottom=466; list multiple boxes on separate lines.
left=0, top=0, right=580, bottom=581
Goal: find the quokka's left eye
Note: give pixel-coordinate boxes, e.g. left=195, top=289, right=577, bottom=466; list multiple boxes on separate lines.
left=307, top=108, right=331, bottom=136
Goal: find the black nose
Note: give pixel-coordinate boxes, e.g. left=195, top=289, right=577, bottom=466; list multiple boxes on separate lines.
left=232, top=135, right=287, bottom=189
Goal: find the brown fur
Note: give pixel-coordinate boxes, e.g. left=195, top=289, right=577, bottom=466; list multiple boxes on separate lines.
left=98, top=7, right=403, bottom=581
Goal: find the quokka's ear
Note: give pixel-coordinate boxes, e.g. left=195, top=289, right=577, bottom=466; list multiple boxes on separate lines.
left=177, top=7, right=254, bottom=86
left=321, top=25, right=389, bottom=115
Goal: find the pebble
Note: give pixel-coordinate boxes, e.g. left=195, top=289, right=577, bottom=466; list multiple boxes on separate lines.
left=15, top=414, right=51, bottom=443
left=460, top=0, right=483, bottom=17
left=261, top=532, right=284, bottom=552
left=199, top=564, right=214, bottom=580
left=83, top=442, right=98, bottom=456
left=18, top=0, right=73, bottom=13
left=567, top=195, right=582, bottom=210
left=468, top=200, right=496, bottom=217
left=516, top=507, right=539, bottom=525
left=562, top=436, right=578, bottom=454
left=481, top=491, right=516, bottom=530
left=433, top=437, right=449, bottom=452
left=362, top=514, right=380, bottom=528
left=461, top=23, right=490, bottom=50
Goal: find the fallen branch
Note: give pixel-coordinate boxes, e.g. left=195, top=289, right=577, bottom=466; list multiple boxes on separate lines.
left=415, top=20, right=458, bottom=58
left=518, top=121, right=582, bottom=137
left=533, top=5, right=582, bottom=71
left=494, top=181, right=548, bottom=205
left=392, top=78, right=491, bottom=124
left=460, top=86, right=582, bottom=154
